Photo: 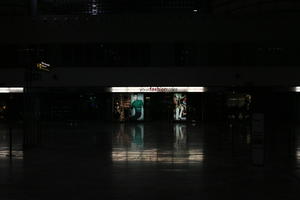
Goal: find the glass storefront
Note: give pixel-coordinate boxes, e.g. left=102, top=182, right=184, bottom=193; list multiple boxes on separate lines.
left=111, top=93, right=202, bottom=122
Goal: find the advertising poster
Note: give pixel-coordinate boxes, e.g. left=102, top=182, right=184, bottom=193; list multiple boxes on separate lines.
left=113, top=94, right=144, bottom=121
left=173, top=93, right=187, bottom=121
left=130, top=94, right=144, bottom=121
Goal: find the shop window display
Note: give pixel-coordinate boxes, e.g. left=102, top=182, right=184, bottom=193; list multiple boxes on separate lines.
left=173, top=93, right=187, bottom=121
left=113, top=94, right=144, bottom=121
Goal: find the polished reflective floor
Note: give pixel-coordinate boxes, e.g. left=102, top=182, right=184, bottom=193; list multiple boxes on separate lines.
left=112, top=123, right=204, bottom=165
left=1, top=121, right=300, bottom=199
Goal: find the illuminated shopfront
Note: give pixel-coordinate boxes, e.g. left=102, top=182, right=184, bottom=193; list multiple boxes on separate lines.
left=110, top=87, right=206, bottom=122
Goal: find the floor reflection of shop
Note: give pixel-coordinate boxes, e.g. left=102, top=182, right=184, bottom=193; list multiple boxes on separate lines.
left=111, top=123, right=204, bottom=165
left=171, top=124, right=204, bottom=164
left=228, top=121, right=251, bottom=158
left=0, top=123, right=23, bottom=159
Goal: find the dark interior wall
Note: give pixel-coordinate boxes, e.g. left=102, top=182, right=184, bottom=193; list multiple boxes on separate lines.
left=202, top=93, right=222, bottom=122
left=1, top=15, right=300, bottom=44
left=292, top=93, right=300, bottom=122
left=251, top=92, right=294, bottom=122
left=2, top=67, right=300, bottom=87
left=38, top=92, right=109, bottom=121
left=1, top=43, right=297, bottom=68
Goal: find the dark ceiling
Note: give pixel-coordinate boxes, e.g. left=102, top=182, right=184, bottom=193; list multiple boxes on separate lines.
left=1, top=0, right=299, bottom=16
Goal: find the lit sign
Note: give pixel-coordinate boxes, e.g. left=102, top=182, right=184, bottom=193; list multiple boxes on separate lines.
left=294, top=87, right=300, bottom=92
left=0, top=87, right=24, bottom=93
left=110, top=87, right=206, bottom=93
left=36, top=62, right=50, bottom=72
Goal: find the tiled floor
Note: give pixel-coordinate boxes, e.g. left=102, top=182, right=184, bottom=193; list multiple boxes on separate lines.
left=0, top=121, right=300, bottom=199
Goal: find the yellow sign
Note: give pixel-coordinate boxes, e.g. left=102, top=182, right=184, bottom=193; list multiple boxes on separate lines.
left=36, top=62, right=50, bottom=72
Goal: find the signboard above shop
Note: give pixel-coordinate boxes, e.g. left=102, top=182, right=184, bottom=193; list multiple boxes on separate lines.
left=109, top=87, right=206, bottom=93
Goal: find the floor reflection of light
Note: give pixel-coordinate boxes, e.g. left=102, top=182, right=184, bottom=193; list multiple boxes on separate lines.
left=0, top=150, right=23, bottom=160
left=112, top=149, right=158, bottom=162
left=112, top=148, right=204, bottom=163
left=112, top=123, right=204, bottom=164
left=188, top=150, right=204, bottom=161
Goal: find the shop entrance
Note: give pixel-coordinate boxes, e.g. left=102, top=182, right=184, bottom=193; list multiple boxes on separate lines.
left=145, top=93, right=173, bottom=121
